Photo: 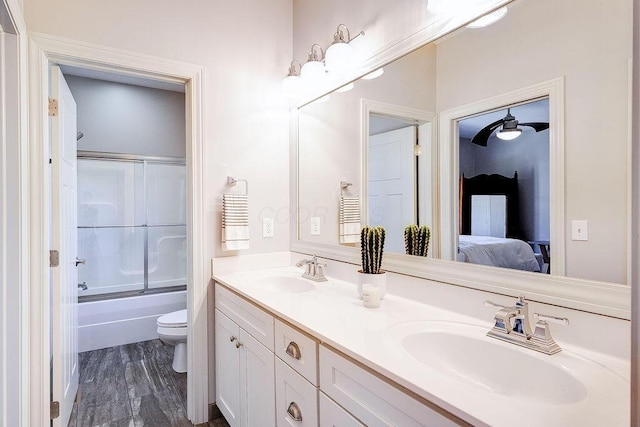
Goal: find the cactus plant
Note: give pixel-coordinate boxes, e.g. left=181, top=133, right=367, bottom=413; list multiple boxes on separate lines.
left=360, top=226, right=386, bottom=274
left=404, top=224, right=431, bottom=257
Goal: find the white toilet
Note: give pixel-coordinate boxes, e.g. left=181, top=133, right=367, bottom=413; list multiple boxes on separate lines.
left=157, top=309, right=188, bottom=373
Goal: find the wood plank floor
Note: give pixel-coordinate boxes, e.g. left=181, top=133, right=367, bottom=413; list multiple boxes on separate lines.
left=69, top=339, right=229, bottom=427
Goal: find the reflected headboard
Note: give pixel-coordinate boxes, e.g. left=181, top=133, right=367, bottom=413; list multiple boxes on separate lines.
left=459, top=172, right=522, bottom=238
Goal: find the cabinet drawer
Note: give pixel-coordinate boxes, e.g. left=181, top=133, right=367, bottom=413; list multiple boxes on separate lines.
left=275, top=319, right=318, bottom=386
left=319, top=392, right=364, bottom=427
left=216, top=284, right=274, bottom=351
left=319, top=345, right=460, bottom=427
left=275, top=358, right=318, bottom=427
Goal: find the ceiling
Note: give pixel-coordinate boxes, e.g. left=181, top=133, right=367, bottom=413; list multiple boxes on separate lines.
left=458, top=98, right=549, bottom=139
left=60, top=64, right=185, bottom=93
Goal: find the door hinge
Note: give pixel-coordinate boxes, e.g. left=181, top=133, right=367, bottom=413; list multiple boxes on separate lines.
left=49, top=249, right=60, bottom=267
left=50, top=401, right=60, bottom=419
left=48, top=98, right=58, bottom=116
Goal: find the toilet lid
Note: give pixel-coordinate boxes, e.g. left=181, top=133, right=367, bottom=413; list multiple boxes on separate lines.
left=157, top=309, right=187, bottom=327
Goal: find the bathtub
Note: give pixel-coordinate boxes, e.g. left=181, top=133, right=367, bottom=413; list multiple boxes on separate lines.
left=78, top=290, right=187, bottom=352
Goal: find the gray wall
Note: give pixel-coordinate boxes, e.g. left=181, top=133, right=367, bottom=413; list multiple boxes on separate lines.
left=65, top=75, right=186, bottom=157
left=459, top=129, right=550, bottom=242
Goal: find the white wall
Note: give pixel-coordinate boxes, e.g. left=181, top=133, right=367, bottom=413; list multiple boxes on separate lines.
left=459, top=120, right=551, bottom=243
left=65, top=75, right=186, bottom=157
left=25, top=0, right=292, bottom=410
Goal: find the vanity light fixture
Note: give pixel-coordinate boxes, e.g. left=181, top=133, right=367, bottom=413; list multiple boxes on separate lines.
left=466, top=7, right=508, bottom=28
left=362, top=68, right=384, bottom=80
left=301, top=44, right=326, bottom=80
left=324, top=24, right=365, bottom=73
left=282, top=60, right=302, bottom=98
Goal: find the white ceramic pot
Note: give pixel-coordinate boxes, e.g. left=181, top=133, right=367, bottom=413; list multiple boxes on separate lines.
left=356, top=270, right=386, bottom=299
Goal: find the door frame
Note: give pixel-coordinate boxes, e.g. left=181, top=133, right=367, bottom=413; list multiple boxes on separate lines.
left=28, top=32, right=209, bottom=424
left=0, top=0, right=28, bottom=425
left=360, top=99, right=438, bottom=256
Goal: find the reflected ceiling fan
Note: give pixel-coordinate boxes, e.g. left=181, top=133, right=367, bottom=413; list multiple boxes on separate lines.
left=470, top=108, right=549, bottom=146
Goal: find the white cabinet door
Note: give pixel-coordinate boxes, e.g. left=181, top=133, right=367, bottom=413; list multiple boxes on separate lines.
left=275, top=358, right=318, bottom=427
left=240, top=329, right=276, bottom=427
left=215, top=309, right=242, bottom=426
left=320, top=392, right=364, bottom=427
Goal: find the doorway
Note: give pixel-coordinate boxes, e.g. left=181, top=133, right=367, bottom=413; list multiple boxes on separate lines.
left=28, top=34, right=208, bottom=425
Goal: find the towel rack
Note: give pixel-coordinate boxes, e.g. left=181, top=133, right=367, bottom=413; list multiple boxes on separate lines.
left=227, top=176, right=248, bottom=195
left=340, top=181, right=352, bottom=197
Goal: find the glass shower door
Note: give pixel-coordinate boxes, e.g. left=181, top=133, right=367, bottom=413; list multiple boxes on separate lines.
left=77, top=156, right=186, bottom=299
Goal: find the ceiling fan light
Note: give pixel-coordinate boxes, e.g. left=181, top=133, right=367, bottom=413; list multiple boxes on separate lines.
left=496, top=127, right=522, bottom=141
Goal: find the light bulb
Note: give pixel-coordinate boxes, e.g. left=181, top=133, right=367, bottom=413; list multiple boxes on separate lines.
left=466, top=7, right=508, bottom=28
left=336, top=83, right=354, bottom=93
left=281, top=75, right=301, bottom=98
left=325, top=42, right=353, bottom=73
left=362, top=68, right=384, bottom=80
left=496, top=128, right=522, bottom=141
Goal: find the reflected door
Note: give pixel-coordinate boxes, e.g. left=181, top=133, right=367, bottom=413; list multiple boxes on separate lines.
left=368, top=126, right=416, bottom=253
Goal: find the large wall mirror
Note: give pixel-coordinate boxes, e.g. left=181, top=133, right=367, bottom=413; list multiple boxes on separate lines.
left=293, top=0, right=632, bottom=318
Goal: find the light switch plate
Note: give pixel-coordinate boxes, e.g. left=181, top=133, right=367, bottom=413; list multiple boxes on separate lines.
left=310, top=217, right=321, bottom=236
left=572, top=220, right=588, bottom=241
left=262, top=218, right=274, bottom=238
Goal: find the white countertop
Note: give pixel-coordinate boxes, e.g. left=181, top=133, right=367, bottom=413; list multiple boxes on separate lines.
left=212, top=265, right=630, bottom=427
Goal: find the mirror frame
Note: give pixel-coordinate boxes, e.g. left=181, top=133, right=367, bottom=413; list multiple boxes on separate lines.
left=289, top=1, right=631, bottom=319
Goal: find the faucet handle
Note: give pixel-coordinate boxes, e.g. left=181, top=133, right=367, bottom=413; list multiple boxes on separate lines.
left=531, top=313, right=568, bottom=354
left=484, top=300, right=506, bottom=309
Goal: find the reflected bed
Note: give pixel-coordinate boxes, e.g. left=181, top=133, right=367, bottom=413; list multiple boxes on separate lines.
left=458, top=235, right=541, bottom=272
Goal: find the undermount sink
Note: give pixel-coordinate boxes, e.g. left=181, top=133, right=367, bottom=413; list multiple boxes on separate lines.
left=260, top=275, right=316, bottom=293
left=388, top=321, right=591, bottom=405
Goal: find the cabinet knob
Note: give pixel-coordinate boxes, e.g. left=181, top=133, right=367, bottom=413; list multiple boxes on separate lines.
left=285, top=341, right=302, bottom=360
left=286, top=401, right=303, bottom=421
left=230, top=336, right=237, bottom=343
left=235, top=341, right=243, bottom=349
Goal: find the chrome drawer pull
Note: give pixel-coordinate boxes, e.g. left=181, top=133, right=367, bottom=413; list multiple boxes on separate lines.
left=286, top=341, right=302, bottom=360
left=230, top=336, right=237, bottom=343
left=287, top=401, right=302, bottom=421
left=235, top=341, right=243, bottom=349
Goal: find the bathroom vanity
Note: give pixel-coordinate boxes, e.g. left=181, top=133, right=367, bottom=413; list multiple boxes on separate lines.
left=212, top=257, right=629, bottom=427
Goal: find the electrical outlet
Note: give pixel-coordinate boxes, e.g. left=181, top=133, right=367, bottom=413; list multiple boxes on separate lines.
left=310, top=217, right=321, bottom=236
left=262, top=218, right=274, bottom=238
left=572, top=220, right=588, bottom=241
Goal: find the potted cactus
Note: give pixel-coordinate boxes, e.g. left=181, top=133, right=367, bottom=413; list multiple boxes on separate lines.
left=357, top=226, right=387, bottom=299
left=404, top=224, right=431, bottom=257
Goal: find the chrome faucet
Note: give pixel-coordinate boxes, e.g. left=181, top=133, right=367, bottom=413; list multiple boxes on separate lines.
left=484, top=295, right=568, bottom=355
left=295, top=255, right=327, bottom=282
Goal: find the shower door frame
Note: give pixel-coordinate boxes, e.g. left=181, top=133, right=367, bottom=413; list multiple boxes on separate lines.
left=77, top=151, right=188, bottom=302
left=27, top=33, right=209, bottom=424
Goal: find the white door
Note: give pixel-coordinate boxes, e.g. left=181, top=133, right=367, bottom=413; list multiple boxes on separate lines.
left=50, top=65, right=79, bottom=427
left=368, top=126, right=416, bottom=253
